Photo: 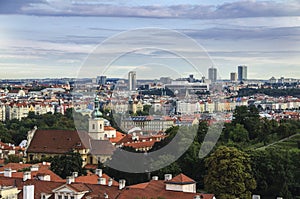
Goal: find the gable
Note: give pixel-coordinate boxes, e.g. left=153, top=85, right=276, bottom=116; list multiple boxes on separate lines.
left=52, top=184, right=77, bottom=193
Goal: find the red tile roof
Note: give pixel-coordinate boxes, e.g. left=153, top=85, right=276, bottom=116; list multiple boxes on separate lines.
left=120, top=180, right=214, bottom=199
left=0, top=163, right=64, bottom=182
left=166, top=173, right=195, bottom=185
left=109, top=131, right=126, bottom=143
left=27, top=130, right=88, bottom=154
left=75, top=172, right=119, bottom=186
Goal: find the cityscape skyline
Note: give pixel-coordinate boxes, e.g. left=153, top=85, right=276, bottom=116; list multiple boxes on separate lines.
left=0, top=1, right=300, bottom=79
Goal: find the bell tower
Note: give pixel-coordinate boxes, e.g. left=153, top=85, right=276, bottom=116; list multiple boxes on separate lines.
left=88, top=96, right=105, bottom=140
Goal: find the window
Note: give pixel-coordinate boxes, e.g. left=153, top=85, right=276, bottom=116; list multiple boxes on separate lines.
left=92, top=124, right=95, bottom=129
left=64, top=196, right=68, bottom=199
left=71, top=197, right=74, bottom=199
left=58, top=196, right=62, bottom=199
left=100, top=124, right=102, bottom=129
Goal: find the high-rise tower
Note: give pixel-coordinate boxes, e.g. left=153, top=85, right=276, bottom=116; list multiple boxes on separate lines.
left=238, top=66, right=247, bottom=81
left=128, top=71, right=137, bottom=91
left=208, top=67, right=217, bottom=83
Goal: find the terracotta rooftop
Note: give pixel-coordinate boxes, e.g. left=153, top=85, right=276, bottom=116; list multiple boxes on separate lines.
left=75, top=172, right=119, bottom=186
left=109, top=131, right=126, bottom=143
left=27, top=129, right=88, bottom=154
left=120, top=180, right=214, bottom=199
left=0, top=162, right=64, bottom=182
left=166, top=173, right=196, bottom=185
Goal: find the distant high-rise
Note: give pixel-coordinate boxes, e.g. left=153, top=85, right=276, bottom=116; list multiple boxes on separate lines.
left=96, top=76, right=107, bottom=85
left=238, top=66, right=247, bottom=81
left=230, top=72, right=237, bottom=82
left=208, top=67, right=217, bottom=83
left=128, top=71, right=137, bottom=91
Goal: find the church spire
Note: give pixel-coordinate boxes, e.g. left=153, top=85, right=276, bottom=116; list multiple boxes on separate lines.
left=92, top=96, right=102, bottom=118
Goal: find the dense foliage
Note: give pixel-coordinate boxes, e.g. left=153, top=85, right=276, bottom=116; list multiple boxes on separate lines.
left=0, top=109, right=86, bottom=145
left=204, top=146, right=256, bottom=199
left=104, top=106, right=300, bottom=198
left=238, top=88, right=300, bottom=98
left=50, top=152, right=85, bottom=179
left=1, top=105, right=300, bottom=198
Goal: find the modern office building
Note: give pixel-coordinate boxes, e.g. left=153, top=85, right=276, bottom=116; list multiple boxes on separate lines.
left=208, top=67, right=217, bottom=83
left=230, top=72, right=238, bottom=82
left=96, top=76, right=107, bottom=85
left=128, top=71, right=137, bottom=91
left=238, top=66, right=247, bottom=81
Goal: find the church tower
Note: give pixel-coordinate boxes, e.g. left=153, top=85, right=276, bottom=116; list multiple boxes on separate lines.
left=88, top=96, right=105, bottom=140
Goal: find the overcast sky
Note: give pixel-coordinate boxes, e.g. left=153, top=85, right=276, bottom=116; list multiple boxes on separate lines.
left=0, top=0, right=300, bottom=79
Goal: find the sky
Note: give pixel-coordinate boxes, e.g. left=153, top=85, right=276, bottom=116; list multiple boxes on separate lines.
left=0, top=0, right=300, bottom=80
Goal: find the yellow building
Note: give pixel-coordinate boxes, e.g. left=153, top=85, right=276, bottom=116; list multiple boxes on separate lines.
left=0, top=186, right=20, bottom=199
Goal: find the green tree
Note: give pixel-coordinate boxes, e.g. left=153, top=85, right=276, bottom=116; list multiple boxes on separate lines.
left=229, top=124, right=249, bottom=143
left=50, top=152, right=84, bottom=179
left=204, top=146, right=256, bottom=199
left=250, top=149, right=296, bottom=198
left=233, top=106, right=260, bottom=140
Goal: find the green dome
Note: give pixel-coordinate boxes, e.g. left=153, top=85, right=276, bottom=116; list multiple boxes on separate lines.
left=93, top=109, right=103, bottom=118
left=92, top=96, right=102, bottom=118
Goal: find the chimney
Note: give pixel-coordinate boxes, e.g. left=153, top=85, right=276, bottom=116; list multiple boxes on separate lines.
left=152, top=176, right=159, bottom=181
left=98, top=177, right=106, bottom=185
left=30, top=165, right=39, bottom=172
left=23, top=185, right=34, bottom=199
left=23, top=171, right=31, bottom=181
left=118, top=179, right=126, bottom=190
left=66, top=176, right=75, bottom=184
left=37, top=173, right=50, bottom=181
left=104, top=193, right=109, bottom=199
left=108, top=178, right=113, bottom=186
left=72, top=172, right=78, bottom=178
left=4, top=168, right=12, bottom=177
left=164, top=174, right=172, bottom=181
left=95, top=169, right=102, bottom=177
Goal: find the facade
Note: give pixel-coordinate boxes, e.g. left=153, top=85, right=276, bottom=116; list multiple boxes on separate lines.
left=121, top=116, right=174, bottom=132
left=238, top=65, right=248, bottom=81
left=208, top=67, right=217, bottom=83
left=0, top=102, right=5, bottom=121
left=128, top=71, right=137, bottom=91
left=0, top=186, right=19, bottom=199
left=165, top=81, right=209, bottom=96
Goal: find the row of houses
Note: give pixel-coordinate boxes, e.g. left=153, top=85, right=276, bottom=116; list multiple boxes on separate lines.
left=0, top=162, right=215, bottom=199
left=0, top=101, right=72, bottom=121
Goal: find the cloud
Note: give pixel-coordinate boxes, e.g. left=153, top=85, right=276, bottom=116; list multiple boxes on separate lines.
left=1, top=0, right=300, bottom=19
left=180, top=26, right=300, bottom=40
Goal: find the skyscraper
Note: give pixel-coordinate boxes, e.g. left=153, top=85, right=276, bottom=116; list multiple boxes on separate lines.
left=96, top=75, right=107, bottom=85
left=128, top=71, right=137, bottom=91
left=208, top=67, right=217, bottom=83
left=230, top=72, right=237, bottom=82
left=238, top=66, right=247, bottom=81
